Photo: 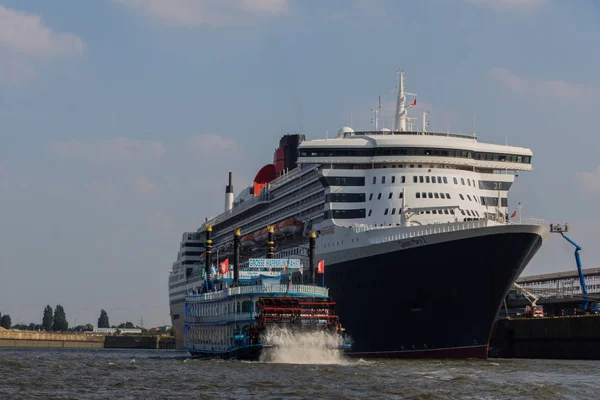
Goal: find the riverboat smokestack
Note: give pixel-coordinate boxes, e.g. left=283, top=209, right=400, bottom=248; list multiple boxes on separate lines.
left=224, top=172, right=234, bottom=212
left=233, top=228, right=240, bottom=283
left=205, top=224, right=213, bottom=278
left=267, top=225, right=275, bottom=259
left=309, top=231, right=316, bottom=284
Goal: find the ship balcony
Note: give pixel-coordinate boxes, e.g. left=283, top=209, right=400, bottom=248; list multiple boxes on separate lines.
left=185, top=284, right=329, bottom=303
left=179, top=255, right=203, bottom=263
left=185, top=312, right=256, bottom=324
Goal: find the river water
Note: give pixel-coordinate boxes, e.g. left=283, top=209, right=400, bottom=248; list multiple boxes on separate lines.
left=1, top=348, right=599, bottom=399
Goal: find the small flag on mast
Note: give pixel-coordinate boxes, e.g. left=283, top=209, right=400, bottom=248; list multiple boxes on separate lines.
left=317, top=259, right=325, bottom=274
left=410, top=98, right=417, bottom=107
left=510, top=210, right=517, bottom=219
left=219, top=258, right=229, bottom=274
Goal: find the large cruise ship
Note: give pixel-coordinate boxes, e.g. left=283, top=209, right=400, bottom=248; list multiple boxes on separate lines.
left=168, top=72, right=548, bottom=358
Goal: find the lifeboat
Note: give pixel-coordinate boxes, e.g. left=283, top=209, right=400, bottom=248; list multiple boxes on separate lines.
left=254, top=228, right=268, bottom=243
left=279, top=219, right=304, bottom=235
left=241, top=234, right=254, bottom=247
left=273, top=221, right=285, bottom=238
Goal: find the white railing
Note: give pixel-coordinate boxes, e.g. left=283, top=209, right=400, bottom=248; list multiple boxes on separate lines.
left=269, top=166, right=318, bottom=191
left=350, top=216, right=549, bottom=247
left=368, top=220, right=491, bottom=245
left=509, top=218, right=547, bottom=227
left=186, top=284, right=329, bottom=303
left=209, top=270, right=282, bottom=281
left=188, top=312, right=255, bottom=324
left=211, top=186, right=323, bottom=241
left=353, top=218, right=492, bottom=234
left=208, top=194, right=268, bottom=227
left=206, top=167, right=319, bottom=229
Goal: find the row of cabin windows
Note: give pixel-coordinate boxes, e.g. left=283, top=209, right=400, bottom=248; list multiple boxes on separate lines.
left=323, top=174, right=512, bottom=193
left=416, top=192, right=452, bottom=200
left=460, top=209, right=481, bottom=218
left=481, top=197, right=508, bottom=207
left=412, top=175, right=477, bottom=187
left=323, top=209, right=366, bottom=219
left=181, top=251, right=203, bottom=256
left=384, top=208, right=399, bottom=216
left=373, top=176, right=407, bottom=184
left=366, top=208, right=403, bottom=217
left=416, top=208, right=481, bottom=218
left=299, top=147, right=532, bottom=164
left=415, top=192, right=506, bottom=207
left=420, top=209, right=454, bottom=215
left=458, top=193, right=479, bottom=203
left=182, top=242, right=203, bottom=248
left=321, top=176, right=365, bottom=187
left=325, top=193, right=366, bottom=203
left=369, top=192, right=405, bottom=200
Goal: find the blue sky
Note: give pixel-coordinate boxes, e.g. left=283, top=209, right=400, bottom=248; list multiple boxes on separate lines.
left=1, top=0, right=599, bottom=328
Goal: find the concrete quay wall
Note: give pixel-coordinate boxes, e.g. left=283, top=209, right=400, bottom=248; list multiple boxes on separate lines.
left=0, top=331, right=105, bottom=349
left=0, top=331, right=175, bottom=350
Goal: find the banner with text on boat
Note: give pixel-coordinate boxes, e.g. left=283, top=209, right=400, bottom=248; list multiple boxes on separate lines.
left=248, top=258, right=302, bottom=270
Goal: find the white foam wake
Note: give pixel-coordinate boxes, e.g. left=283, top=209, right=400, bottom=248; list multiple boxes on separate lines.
left=259, top=327, right=350, bottom=365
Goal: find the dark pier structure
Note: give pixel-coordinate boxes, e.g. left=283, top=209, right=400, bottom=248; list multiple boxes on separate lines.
left=490, top=267, right=600, bottom=359
left=491, top=315, right=600, bottom=359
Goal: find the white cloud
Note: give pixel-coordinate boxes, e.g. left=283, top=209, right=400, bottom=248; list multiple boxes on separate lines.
left=488, top=67, right=599, bottom=104
left=185, top=134, right=237, bottom=155
left=578, top=167, right=600, bottom=193
left=134, top=176, right=159, bottom=196
left=466, top=0, right=543, bottom=9
left=113, top=0, right=288, bottom=26
left=47, top=138, right=167, bottom=164
left=0, top=5, right=84, bottom=84
left=0, top=5, right=84, bottom=55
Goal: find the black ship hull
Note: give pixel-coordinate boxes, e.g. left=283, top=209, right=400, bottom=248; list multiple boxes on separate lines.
left=170, top=301, right=185, bottom=350
left=325, top=226, right=545, bottom=359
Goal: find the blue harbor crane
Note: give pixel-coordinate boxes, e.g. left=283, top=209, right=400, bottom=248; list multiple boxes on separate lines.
left=550, top=223, right=600, bottom=314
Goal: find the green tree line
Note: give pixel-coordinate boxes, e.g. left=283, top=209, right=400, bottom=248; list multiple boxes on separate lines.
left=3, top=307, right=164, bottom=334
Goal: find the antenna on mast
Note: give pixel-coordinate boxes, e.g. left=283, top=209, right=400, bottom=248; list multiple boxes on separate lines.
left=393, top=71, right=417, bottom=132
left=421, top=111, right=430, bottom=134
left=394, top=71, right=405, bottom=132
left=371, top=95, right=381, bottom=131
left=517, top=202, right=523, bottom=224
